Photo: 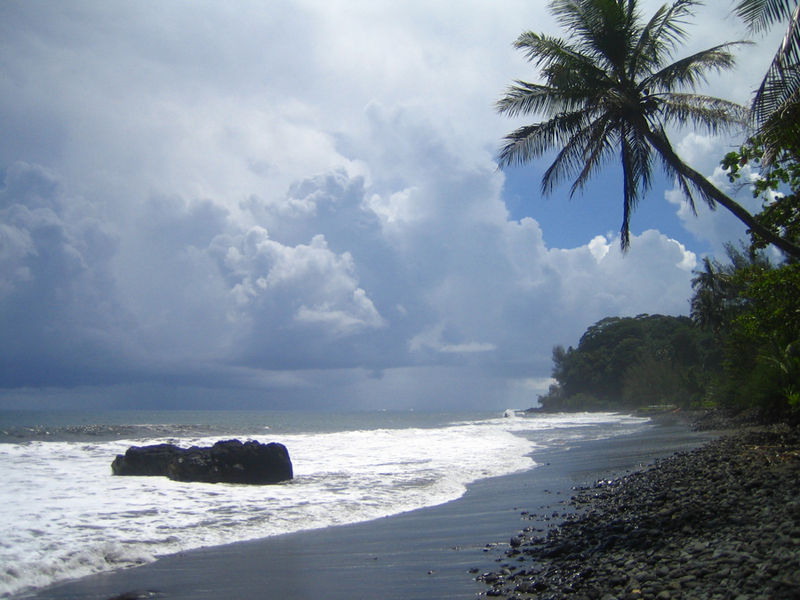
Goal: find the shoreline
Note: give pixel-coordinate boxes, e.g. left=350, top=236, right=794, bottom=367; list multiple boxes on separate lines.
left=18, top=420, right=716, bottom=600
left=478, top=424, right=800, bottom=599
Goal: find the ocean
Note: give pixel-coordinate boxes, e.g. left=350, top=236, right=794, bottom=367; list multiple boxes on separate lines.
left=0, top=409, right=651, bottom=599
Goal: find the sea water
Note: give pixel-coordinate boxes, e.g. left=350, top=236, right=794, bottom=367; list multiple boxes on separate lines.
left=0, top=410, right=650, bottom=598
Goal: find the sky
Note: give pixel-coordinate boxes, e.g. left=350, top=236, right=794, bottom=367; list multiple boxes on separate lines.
left=0, top=0, right=786, bottom=411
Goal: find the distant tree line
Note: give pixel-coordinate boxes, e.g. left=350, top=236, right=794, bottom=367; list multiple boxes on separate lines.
left=538, top=314, right=715, bottom=411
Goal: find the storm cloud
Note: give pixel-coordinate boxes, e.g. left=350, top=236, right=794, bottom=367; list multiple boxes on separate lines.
left=0, top=1, right=774, bottom=409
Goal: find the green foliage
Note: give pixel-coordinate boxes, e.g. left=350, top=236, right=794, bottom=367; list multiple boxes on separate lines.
left=622, top=352, right=691, bottom=407
left=725, top=263, right=800, bottom=411
left=540, top=135, right=800, bottom=415
left=687, top=238, right=800, bottom=415
left=540, top=247, right=799, bottom=415
left=721, top=136, right=800, bottom=253
left=539, top=314, right=711, bottom=410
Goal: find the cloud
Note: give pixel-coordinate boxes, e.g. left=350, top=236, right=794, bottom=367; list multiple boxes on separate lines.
left=409, top=323, right=497, bottom=355
left=0, top=163, right=134, bottom=385
left=211, top=227, right=385, bottom=341
left=0, top=104, right=701, bottom=406
left=0, top=1, right=769, bottom=409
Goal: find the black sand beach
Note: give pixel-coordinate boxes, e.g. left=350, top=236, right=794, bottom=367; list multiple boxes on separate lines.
left=22, top=422, right=716, bottom=600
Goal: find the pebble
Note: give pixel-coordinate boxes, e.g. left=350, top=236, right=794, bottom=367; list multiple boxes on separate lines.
left=477, top=426, right=800, bottom=599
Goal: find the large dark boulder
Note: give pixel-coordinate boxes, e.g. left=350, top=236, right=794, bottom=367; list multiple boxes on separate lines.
left=111, top=443, right=186, bottom=476
left=112, top=439, right=293, bottom=484
left=168, top=439, right=293, bottom=484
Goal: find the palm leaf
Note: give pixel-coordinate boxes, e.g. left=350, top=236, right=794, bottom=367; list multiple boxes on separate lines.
left=542, top=115, right=616, bottom=195
left=734, top=0, right=796, bottom=33
left=513, top=31, right=584, bottom=69
left=497, top=111, right=590, bottom=168
left=619, top=123, right=655, bottom=248
left=751, top=3, right=800, bottom=126
left=514, top=31, right=614, bottom=94
left=496, top=81, right=566, bottom=118
left=644, top=43, right=745, bottom=92
left=633, top=0, right=698, bottom=77
left=647, top=124, right=704, bottom=212
left=659, top=93, right=748, bottom=132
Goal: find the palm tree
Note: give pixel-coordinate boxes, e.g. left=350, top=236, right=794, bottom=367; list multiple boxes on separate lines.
left=733, top=0, right=800, bottom=160
left=497, top=0, right=800, bottom=258
left=691, top=256, right=730, bottom=333
left=690, top=243, right=771, bottom=332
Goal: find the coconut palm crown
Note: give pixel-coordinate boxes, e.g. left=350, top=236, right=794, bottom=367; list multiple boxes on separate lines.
left=497, top=0, right=800, bottom=258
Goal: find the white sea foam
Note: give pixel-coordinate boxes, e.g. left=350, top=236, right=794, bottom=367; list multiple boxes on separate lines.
left=0, top=411, right=649, bottom=598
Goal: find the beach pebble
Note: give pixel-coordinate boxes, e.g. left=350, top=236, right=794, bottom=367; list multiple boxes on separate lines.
left=478, top=426, right=800, bottom=599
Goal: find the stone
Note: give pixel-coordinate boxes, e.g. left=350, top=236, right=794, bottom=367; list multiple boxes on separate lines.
left=112, top=439, right=293, bottom=484
left=111, top=443, right=185, bottom=476
left=477, top=426, right=800, bottom=600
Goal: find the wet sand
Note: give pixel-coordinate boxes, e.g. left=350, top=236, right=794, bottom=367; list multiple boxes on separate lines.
left=21, top=421, right=715, bottom=600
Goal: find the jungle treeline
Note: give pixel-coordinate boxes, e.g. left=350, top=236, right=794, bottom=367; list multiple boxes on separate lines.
left=538, top=250, right=800, bottom=416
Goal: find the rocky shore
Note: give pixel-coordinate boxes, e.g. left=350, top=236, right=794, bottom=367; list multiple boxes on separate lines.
left=478, top=425, right=800, bottom=599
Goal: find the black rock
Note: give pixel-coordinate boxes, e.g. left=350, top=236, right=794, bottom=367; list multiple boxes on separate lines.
left=167, top=439, right=293, bottom=484
left=111, top=443, right=186, bottom=476
left=112, top=439, right=293, bottom=484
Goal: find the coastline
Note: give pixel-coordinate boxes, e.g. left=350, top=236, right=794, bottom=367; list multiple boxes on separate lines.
left=19, top=420, right=715, bottom=600
left=479, top=424, right=800, bottom=599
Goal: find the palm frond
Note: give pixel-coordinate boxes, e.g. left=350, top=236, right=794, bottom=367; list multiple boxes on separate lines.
left=549, top=0, right=606, bottom=47
left=781, top=1, right=800, bottom=65
left=734, top=0, right=796, bottom=33
left=753, top=62, right=800, bottom=123
left=567, top=118, right=618, bottom=196
left=548, top=0, right=638, bottom=77
left=627, top=124, right=654, bottom=194
left=587, top=0, right=637, bottom=71
left=513, top=31, right=582, bottom=68
left=618, top=122, right=655, bottom=249
left=496, top=81, right=566, bottom=118
left=751, top=3, right=800, bottom=126
left=649, top=125, right=704, bottom=212
left=632, top=0, right=701, bottom=78
left=496, top=111, right=590, bottom=169
left=659, top=93, right=748, bottom=133
left=644, top=43, right=745, bottom=92
left=758, top=80, right=800, bottom=159
left=620, top=139, right=636, bottom=250
left=542, top=115, right=616, bottom=195
left=514, top=31, right=612, bottom=91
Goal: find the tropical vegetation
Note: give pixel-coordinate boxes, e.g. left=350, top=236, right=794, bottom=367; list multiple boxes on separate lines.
left=721, top=135, right=800, bottom=252
left=496, top=0, right=800, bottom=258
left=539, top=145, right=800, bottom=417
left=538, top=314, right=715, bottom=410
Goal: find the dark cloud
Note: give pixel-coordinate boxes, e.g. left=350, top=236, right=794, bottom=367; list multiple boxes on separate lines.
left=0, top=1, right=763, bottom=409
left=0, top=163, right=134, bottom=386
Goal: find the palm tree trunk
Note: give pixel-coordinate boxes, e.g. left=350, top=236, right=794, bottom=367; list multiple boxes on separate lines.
left=644, top=128, right=800, bottom=259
